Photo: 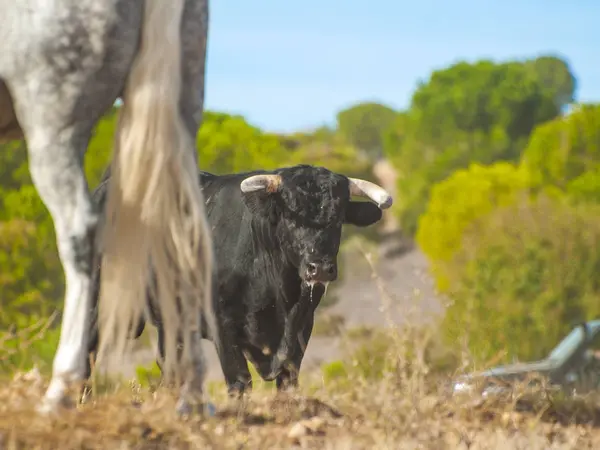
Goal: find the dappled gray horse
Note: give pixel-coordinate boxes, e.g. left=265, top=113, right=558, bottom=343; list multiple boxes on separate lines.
left=0, top=0, right=216, bottom=415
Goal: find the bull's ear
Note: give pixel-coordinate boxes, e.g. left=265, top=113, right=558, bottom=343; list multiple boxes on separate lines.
left=344, top=201, right=382, bottom=227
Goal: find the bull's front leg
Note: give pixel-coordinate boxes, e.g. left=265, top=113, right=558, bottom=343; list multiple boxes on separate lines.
left=276, top=313, right=315, bottom=391
left=213, top=317, right=253, bottom=398
left=267, top=290, right=313, bottom=380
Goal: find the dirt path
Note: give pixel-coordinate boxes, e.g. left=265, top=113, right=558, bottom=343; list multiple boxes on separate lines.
left=289, top=242, right=443, bottom=374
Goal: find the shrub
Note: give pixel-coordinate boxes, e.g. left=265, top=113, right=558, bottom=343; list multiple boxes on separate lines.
left=0, top=219, right=62, bottom=328
left=441, top=196, right=600, bottom=364
left=567, top=169, right=600, bottom=204
left=520, top=103, right=600, bottom=190
left=416, top=162, right=532, bottom=291
left=0, top=315, right=60, bottom=378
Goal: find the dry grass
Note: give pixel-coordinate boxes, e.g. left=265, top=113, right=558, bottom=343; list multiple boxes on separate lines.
left=312, top=313, right=346, bottom=337
left=3, top=323, right=600, bottom=450
left=3, top=246, right=600, bottom=449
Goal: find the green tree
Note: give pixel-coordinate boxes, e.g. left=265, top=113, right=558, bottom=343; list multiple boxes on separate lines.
left=408, top=59, right=558, bottom=162
left=387, top=58, right=563, bottom=236
left=336, top=102, right=398, bottom=159
left=442, top=196, right=600, bottom=364
left=196, top=111, right=289, bottom=173
left=520, top=103, right=600, bottom=190
left=416, top=162, right=533, bottom=291
left=525, top=54, right=577, bottom=112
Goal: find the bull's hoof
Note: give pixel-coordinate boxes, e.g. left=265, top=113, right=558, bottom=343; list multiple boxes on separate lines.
left=276, top=378, right=299, bottom=393
left=266, top=357, right=286, bottom=381
left=227, top=380, right=251, bottom=398
left=263, top=372, right=279, bottom=382
left=175, top=399, right=216, bottom=418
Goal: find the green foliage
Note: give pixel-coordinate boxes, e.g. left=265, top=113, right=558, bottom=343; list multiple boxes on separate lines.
left=336, top=102, right=398, bottom=159
left=416, top=162, right=532, bottom=290
left=387, top=57, right=564, bottom=236
left=285, top=131, right=373, bottom=179
left=0, top=219, right=61, bottom=328
left=393, top=134, right=512, bottom=236
left=0, top=317, right=60, bottom=377
left=525, top=54, right=577, bottom=111
left=567, top=169, right=600, bottom=204
left=409, top=59, right=557, bottom=156
left=321, top=360, right=348, bottom=384
left=135, top=361, right=163, bottom=390
left=197, top=111, right=290, bottom=173
left=520, top=103, right=600, bottom=190
left=441, top=196, right=600, bottom=364
left=84, top=107, right=119, bottom=188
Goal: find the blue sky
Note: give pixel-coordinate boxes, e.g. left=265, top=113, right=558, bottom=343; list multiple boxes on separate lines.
left=205, top=0, right=599, bottom=133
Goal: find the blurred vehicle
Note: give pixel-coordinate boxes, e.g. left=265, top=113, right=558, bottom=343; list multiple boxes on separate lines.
left=452, top=320, right=600, bottom=397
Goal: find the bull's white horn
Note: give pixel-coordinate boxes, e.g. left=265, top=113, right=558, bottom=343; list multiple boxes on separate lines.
left=240, top=174, right=282, bottom=193
left=348, top=177, right=393, bottom=209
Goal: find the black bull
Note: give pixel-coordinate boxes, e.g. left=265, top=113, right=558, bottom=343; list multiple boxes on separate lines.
left=85, top=164, right=393, bottom=395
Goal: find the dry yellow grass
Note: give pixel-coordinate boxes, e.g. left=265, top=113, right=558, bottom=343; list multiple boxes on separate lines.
left=3, top=247, right=600, bottom=449
left=3, top=323, right=600, bottom=450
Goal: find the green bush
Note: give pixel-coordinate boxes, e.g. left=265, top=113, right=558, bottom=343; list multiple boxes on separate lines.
left=196, top=111, right=289, bottom=174
left=135, top=361, right=162, bottom=390
left=566, top=169, right=600, bottom=204
left=441, top=196, right=600, bottom=364
left=520, top=103, right=600, bottom=190
left=416, top=162, right=532, bottom=291
left=0, top=316, right=60, bottom=377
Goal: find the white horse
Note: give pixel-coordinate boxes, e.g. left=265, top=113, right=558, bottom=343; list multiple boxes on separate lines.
left=0, top=0, right=216, bottom=415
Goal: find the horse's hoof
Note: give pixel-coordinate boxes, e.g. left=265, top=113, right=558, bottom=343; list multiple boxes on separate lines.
left=36, top=395, right=75, bottom=415
left=205, top=402, right=217, bottom=417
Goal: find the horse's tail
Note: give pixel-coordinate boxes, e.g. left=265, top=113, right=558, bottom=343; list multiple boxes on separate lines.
left=96, top=0, right=215, bottom=382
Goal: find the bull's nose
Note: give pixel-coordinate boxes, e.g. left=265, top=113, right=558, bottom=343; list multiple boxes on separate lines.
left=306, top=261, right=337, bottom=282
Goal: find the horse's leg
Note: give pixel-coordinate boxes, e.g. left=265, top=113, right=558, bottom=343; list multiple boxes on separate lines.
left=3, top=6, right=141, bottom=413
left=22, top=119, right=103, bottom=412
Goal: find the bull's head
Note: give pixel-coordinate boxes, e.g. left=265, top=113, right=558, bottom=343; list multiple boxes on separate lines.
left=239, top=165, right=392, bottom=287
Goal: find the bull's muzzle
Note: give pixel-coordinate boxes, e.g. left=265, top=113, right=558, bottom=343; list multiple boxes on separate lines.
left=304, top=261, right=337, bottom=283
